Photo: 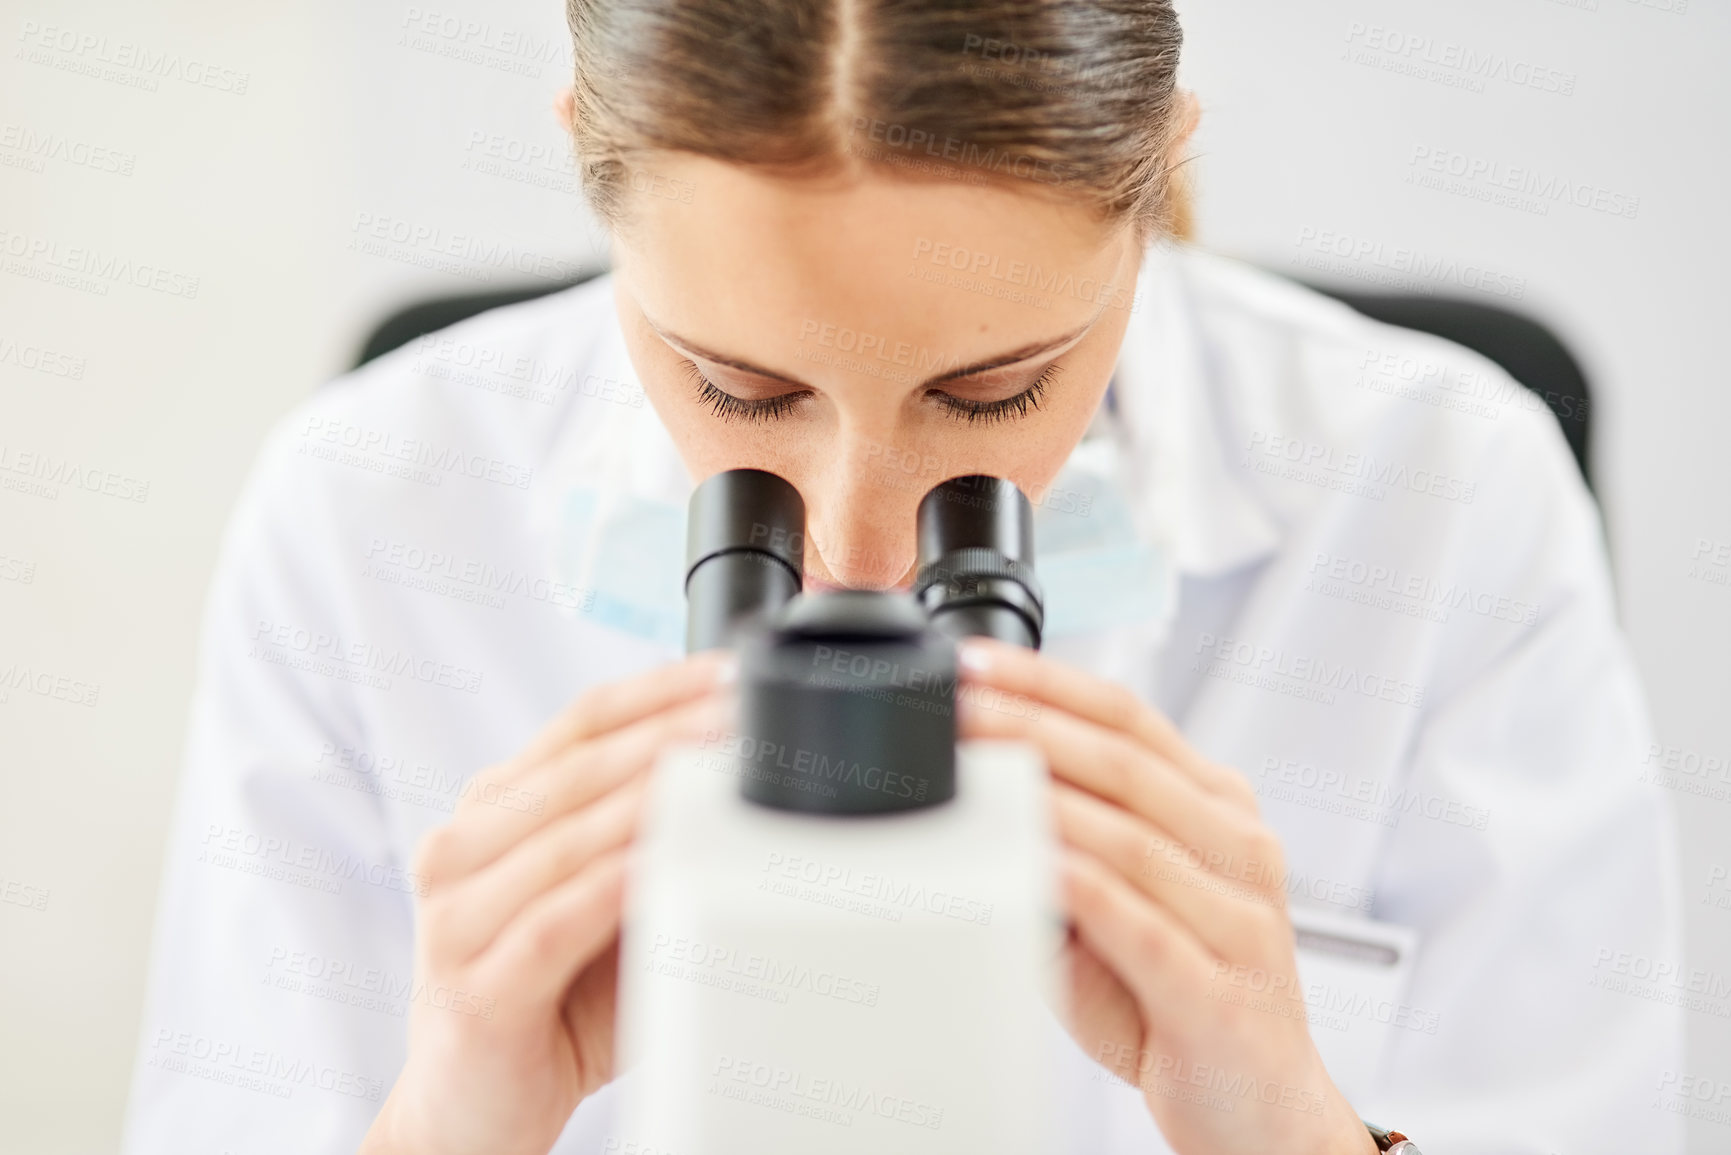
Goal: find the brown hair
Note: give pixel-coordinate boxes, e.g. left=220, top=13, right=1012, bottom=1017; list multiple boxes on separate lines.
left=563, top=0, right=1195, bottom=241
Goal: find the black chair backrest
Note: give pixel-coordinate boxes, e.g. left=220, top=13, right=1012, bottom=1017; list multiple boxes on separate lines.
left=1301, top=284, right=1593, bottom=492
left=353, top=270, right=1593, bottom=492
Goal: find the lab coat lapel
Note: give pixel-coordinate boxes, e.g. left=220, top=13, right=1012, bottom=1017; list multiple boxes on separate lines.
left=1039, top=244, right=1284, bottom=699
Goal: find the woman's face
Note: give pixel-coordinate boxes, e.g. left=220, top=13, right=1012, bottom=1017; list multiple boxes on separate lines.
left=610, top=153, right=1142, bottom=591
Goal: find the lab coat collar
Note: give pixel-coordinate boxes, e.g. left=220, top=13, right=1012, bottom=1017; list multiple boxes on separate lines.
left=1114, top=242, right=1285, bottom=579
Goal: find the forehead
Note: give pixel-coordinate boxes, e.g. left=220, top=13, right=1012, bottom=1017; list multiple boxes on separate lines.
left=613, top=153, right=1131, bottom=362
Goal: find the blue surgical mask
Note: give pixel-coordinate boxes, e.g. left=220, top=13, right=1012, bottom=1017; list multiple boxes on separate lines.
left=551, top=485, right=689, bottom=650
left=1030, top=387, right=1177, bottom=641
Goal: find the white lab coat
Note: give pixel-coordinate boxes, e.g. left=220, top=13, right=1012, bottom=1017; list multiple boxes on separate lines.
left=121, top=243, right=1684, bottom=1154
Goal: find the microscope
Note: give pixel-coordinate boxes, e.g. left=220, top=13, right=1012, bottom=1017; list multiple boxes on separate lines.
left=614, top=469, right=1064, bottom=1153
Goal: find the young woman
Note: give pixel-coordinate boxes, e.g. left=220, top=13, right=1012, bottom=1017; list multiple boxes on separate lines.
left=123, top=2, right=1681, bottom=1153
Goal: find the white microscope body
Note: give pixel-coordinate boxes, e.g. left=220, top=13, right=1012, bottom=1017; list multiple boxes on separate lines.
left=615, top=738, right=1061, bottom=1154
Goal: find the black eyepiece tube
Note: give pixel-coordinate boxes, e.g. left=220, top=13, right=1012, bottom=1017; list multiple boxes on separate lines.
left=912, top=475, right=1044, bottom=649
left=684, top=469, right=806, bottom=653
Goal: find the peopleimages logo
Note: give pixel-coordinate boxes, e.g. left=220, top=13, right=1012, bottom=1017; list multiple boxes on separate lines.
left=0, top=227, right=200, bottom=298
left=1258, top=756, right=1491, bottom=831
left=0, top=660, right=101, bottom=707
left=147, top=1029, right=384, bottom=1101
left=760, top=851, right=995, bottom=926
left=264, top=945, right=495, bottom=1020
left=199, top=824, right=430, bottom=898
left=1206, top=962, right=1443, bottom=1036
left=1091, top=1042, right=1329, bottom=1117
left=909, top=237, right=1140, bottom=313
left=710, top=1053, right=945, bottom=1130
left=347, top=211, right=584, bottom=284
left=1586, top=947, right=1731, bottom=1019
left=1244, top=431, right=1478, bottom=506
left=1306, top=550, right=1539, bottom=628
left=395, top=7, right=570, bottom=78
left=1407, top=145, right=1640, bottom=219
left=1638, top=740, right=1731, bottom=806
left=363, top=535, right=595, bottom=614
left=646, top=933, right=881, bottom=1008
left=0, top=333, right=86, bottom=378
left=0, top=442, right=149, bottom=503
left=15, top=21, right=252, bottom=95
left=249, top=618, right=485, bottom=695
left=298, top=417, right=534, bottom=490
left=848, top=116, right=1075, bottom=187
left=702, top=727, right=932, bottom=804
left=0, top=876, right=50, bottom=912
left=1193, top=632, right=1426, bottom=710
left=0, top=122, right=136, bottom=175
left=797, top=318, right=965, bottom=380
left=1353, top=343, right=1588, bottom=426
left=1292, top=227, right=1527, bottom=300
left=1342, top=22, right=1577, bottom=96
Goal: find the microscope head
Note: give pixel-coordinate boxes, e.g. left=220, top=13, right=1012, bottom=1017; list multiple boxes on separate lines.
left=682, top=469, right=1045, bottom=815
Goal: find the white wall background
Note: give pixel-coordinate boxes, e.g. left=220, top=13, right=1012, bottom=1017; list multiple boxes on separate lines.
left=0, top=0, right=1725, bottom=1151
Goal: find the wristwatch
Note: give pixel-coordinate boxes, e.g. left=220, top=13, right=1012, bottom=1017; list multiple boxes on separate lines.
left=1366, top=1121, right=1422, bottom=1153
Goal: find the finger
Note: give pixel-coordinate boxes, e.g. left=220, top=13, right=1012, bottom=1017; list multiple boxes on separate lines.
left=503, top=650, right=735, bottom=777
left=421, top=694, right=728, bottom=884
left=431, top=777, right=648, bottom=965
left=1059, top=935, right=1142, bottom=1073
left=959, top=638, right=1257, bottom=811
left=1054, top=784, right=1285, bottom=965
left=963, top=697, right=1286, bottom=902
left=470, top=847, right=629, bottom=1012
left=511, top=690, right=730, bottom=822
left=1061, top=847, right=1219, bottom=1034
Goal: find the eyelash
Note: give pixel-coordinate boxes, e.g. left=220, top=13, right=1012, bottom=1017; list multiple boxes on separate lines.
left=935, top=367, right=1055, bottom=425
left=684, top=362, right=1056, bottom=426
left=687, top=365, right=805, bottom=422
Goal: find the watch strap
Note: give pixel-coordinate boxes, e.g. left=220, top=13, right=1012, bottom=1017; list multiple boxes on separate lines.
left=1366, top=1121, right=1420, bottom=1152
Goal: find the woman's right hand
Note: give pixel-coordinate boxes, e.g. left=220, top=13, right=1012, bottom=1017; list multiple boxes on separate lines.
left=359, top=649, right=735, bottom=1155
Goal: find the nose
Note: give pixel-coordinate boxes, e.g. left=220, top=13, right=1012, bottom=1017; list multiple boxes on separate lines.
left=801, top=439, right=924, bottom=590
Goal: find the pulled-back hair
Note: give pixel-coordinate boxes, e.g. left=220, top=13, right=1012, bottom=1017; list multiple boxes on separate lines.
left=564, top=0, right=1194, bottom=239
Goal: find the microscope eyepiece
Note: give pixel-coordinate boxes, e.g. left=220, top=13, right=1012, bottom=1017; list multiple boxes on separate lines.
left=684, top=468, right=805, bottom=653
left=913, top=475, right=1044, bottom=649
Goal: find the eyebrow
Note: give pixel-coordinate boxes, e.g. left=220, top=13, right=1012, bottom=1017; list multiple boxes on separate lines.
left=643, top=311, right=1102, bottom=389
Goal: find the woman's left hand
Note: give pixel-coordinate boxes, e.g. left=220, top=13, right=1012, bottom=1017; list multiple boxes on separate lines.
left=956, top=637, right=1377, bottom=1155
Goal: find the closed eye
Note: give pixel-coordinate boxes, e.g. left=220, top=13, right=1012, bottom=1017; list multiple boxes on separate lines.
left=929, top=366, right=1056, bottom=425
left=684, top=361, right=1056, bottom=425
left=685, top=363, right=808, bottom=422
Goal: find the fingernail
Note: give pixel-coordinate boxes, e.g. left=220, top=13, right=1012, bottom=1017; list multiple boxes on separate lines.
left=957, top=640, right=992, bottom=674
left=715, top=653, right=739, bottom=685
